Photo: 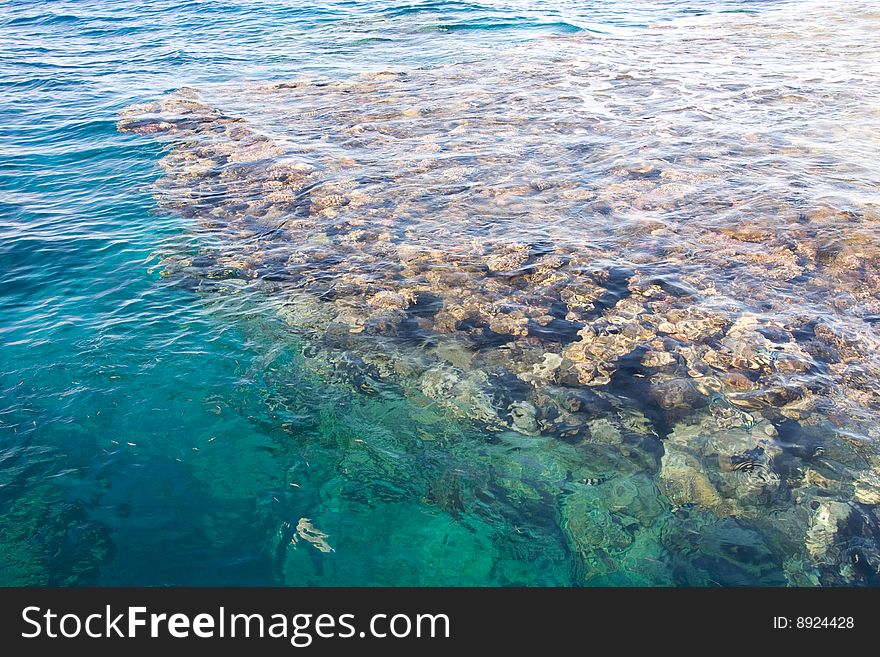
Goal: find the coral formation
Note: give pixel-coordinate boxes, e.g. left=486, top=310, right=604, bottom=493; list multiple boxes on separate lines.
left=118, top=55, right=880, bottom=584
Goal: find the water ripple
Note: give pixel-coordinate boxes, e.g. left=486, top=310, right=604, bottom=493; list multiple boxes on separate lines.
left=2, top=0, right=879, bottom=586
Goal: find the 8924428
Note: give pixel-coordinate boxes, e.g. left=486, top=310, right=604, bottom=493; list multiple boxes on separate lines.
left=796, top=617, right=854, bottom=629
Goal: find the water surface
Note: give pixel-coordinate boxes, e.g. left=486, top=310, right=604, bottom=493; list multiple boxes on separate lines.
left=2, top=0, right=880, bottom=586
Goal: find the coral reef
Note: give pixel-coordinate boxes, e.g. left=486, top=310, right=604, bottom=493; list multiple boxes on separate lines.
left=117, top=55, right=880, bottom=584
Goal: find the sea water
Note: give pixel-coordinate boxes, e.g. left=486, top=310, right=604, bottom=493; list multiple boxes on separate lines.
left=2, top=1, right=880, bottom=586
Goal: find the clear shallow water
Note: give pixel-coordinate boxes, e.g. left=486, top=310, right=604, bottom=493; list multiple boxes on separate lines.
left=2, top=0, right=880, bottom=586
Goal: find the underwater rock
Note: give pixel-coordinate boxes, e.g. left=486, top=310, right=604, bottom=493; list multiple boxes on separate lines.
left=718, top=225, right=774, bottom=243
left=853, top=472, right=880, bottom=506
left=117, top=64, right=880, bottom=584
left=523, top=352, right=564, bottom=384
left=805, top=500, right=851, bottom=561
left=603, top=474, right=666, bottom=529
left=562, top=486, right=634, bottom=570
left=508, top=400, right=540, bottom=435
left=123, top=83, right=877, bottom=449
left=0, top=488, right=114, bottom=586
left=641, top=349, right=677, bottom=369
left=720, top=371, right=755, bottom=393
left=660, top=417, right=786, bottom=517
left=813, top=322, right=863, bottom=361
left=419, top=366, right=502, bottom=427
left=696, top=520, right=785, bottom=585
left=562, top=319, right=654, bottom=383
left=583, top=417, right=623, bottom=447
left=657, top=306, right=729, bottom=343
left=484, top=243, right=531, bottom=273
left=799, top=500, right=880, bottom=584
left=367, top=289, right=418, bottom=311
left=659, top=449, right=726, bottom=514
left=650, top=376, right=704, bottom=411
left=726, top=385, right=805, bottom=411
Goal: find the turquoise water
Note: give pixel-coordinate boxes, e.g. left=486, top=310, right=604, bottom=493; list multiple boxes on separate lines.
left=3, top=1, right=880, bottom=586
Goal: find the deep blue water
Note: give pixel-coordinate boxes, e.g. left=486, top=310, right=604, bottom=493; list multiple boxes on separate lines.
left=3, top=0, right=880, bottom=586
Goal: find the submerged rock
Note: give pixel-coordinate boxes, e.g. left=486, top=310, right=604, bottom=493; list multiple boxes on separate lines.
left=803, top=501, right=880, bottom=585
left=659, top=449, right=726, bottom=514
left=118, top=60, right=880, bottom=583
